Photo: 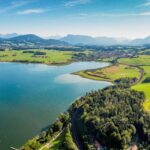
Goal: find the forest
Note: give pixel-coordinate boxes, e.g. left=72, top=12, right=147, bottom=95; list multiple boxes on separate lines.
left=70, top=83, right=150, bottom=149
left=22, top=78, right=150, bottom=150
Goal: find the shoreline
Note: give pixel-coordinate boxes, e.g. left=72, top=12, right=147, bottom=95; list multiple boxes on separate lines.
left=0, top=60, right=110, bottom=67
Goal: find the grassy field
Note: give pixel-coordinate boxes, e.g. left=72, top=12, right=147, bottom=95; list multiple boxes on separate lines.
left=0, top=50, right=75, bottom=65
left=75, top=64, right=140, bottom=82
left=75, top=59, right=150, bottom=112
left=119, top=55, right=150, bottom=111
left=115, top=57, right=150, bottom=112
left=143, top=100, right=150, bottom=113
left=132, top=83, right=150, bottom=99
left=84, top=55, right=150, bottom=112
left=118, top=55, right=150, bottom=66
left=132, top=65, right=150, bottom=112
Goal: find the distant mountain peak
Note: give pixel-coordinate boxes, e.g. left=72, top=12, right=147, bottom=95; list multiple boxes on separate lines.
left=0, top=34, right=69, bottom=47
left=10, top=34, right=43, bottom=41
left=0, top=33, right=150, bottom=46
left=61, top=34, right=127, bottom=45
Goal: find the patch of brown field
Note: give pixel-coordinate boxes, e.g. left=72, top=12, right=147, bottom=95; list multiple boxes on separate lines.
left=102, top=65, right=122, bottom=74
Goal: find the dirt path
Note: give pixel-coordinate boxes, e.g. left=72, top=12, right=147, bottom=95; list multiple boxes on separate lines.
left=137, top=67, right=144, bottom=83
left=39, top=129, right=64, bottom=150
left=132, top=66, right=144, bottom=86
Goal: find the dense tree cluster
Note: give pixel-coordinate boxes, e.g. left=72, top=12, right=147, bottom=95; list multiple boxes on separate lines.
left=70, top=85, right=150, bottom=149
left=22, top=51, right=35, bottom=53
left=114, top=77, right=137, bottom=86
left=33, top=51, right=46, bottom=56
left=142, top=77, right=150, bottom=83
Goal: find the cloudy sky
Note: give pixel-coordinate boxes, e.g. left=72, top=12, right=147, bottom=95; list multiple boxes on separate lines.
left=0, top=0, right=150, bottom=38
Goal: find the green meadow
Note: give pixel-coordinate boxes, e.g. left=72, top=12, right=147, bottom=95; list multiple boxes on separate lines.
left=118, top=55, right=150, bottom=66
left=132, top=83, right=150, bottom=99
left=132, top=66, right=150, bottom=112
left=119, top=57, right=150, bottom=112
left=143, top=100, right=150, bottom=113
left=118, top=56, right=150, bottom=111
left=75, top=56, right=150, bottom=112
left=75, top=64, right=140, bottom=82
left=0, top=50, right=75, bottom=65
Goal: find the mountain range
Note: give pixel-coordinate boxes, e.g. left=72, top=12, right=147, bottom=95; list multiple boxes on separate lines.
left=61, top=34, right=130, bottom=45
left=0, top=33, right=150, bottom=47
left=0, top=34, right=68, bottom=48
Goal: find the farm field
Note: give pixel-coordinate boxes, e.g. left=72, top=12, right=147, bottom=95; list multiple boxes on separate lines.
left=118, top=55, right=150, bottom=66
left=132, top=66, right=150, bottom=96
left=0, top=50, right=75, bottom=65
left=75, top=58, right=150, bottom=112
left=75, top=64, right=140, bottom=82
left=132, top=65, right=150, bottom=112
left=132, top=83, right=150, bottom=99
left=143, top=100, right=150, bottom=112
left=118, top=56, right=150, bottom=97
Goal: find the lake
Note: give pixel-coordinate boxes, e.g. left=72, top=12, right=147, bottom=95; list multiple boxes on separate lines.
left=0, top=62, right=111, bottom=149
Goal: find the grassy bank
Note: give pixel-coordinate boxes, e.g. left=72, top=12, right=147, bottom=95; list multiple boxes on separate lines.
left=74, top=64, right=140, bottom=82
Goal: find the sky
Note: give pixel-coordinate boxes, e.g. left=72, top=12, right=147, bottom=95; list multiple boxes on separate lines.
left=0, top=0, right=150, bottom=38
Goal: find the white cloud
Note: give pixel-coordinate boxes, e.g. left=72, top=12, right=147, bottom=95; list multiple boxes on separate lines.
left=0, top=1, right=30, bottom=14
left=76, top=11, right=150, bottom=18
left=17, top=9, right=45, bottom=15
left=65, top=0, right=91, bottom=7
left=99, top=12, right=150, bottom=17
left=139, top=11, right=150, bottom=16
left=0, top=0, right=41, bottom=14
left=138, top=0, right=150, bottom=7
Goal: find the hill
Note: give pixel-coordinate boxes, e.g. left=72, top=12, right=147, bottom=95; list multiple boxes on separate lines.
left=61, top=34, right=150, bottom=46
left=129, top=36, right=150, bottom=46
left=61, top=34, right=126, bottom=45
left=0, top=34, right=69, bottom=48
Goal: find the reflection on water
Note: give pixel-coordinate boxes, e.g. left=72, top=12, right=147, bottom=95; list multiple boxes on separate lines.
left=55, top=74, right=93, bottom=84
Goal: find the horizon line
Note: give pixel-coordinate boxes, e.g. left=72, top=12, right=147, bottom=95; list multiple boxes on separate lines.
left=1, top=32, right=150, bottom=40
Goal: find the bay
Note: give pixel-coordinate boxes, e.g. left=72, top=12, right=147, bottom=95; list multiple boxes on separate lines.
left=0, top=62, right=111, bottom=149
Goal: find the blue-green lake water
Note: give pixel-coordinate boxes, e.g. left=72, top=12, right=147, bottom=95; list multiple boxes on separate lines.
left=0, top=62, right=111, bottom=149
